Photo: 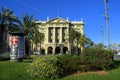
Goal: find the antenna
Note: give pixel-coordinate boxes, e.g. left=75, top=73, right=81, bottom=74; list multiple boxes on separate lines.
left=47, top=16, right=49, bottom=21
left=66, top=17, right=69, bottom=21
left=57, top=11, right=59, bottom=17
left=104, top=0, right=110, bottom=49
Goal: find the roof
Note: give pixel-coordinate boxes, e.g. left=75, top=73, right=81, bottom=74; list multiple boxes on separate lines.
left=46, top=17, right=69, bottom=23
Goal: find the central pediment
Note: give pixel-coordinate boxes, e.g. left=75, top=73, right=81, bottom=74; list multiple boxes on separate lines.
left=46, top=17, right=69, bottom=23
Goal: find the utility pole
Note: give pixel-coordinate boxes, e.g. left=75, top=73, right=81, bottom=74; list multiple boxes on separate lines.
left=104, top=0, right=110, bottom=49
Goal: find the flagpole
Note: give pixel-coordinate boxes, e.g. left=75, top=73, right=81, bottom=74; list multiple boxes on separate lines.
left=104, top=0, right=110, bottom=49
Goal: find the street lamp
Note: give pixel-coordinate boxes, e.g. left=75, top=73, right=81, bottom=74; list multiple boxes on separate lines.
left=104, top=0, right=110, bottom=49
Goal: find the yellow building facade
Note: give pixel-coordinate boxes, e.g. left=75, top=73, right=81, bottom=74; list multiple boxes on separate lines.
left=34, top=17, right=84, bottom=55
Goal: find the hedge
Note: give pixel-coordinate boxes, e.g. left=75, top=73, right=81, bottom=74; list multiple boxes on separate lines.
left=28, top=48, right=115, bottom=80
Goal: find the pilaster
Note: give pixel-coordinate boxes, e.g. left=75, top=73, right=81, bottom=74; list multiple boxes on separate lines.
left=53, top=27, right=55, bottom=43
left=60, top=27, right=62, bottom=43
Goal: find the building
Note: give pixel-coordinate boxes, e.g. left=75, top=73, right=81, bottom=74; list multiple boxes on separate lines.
left=33, top=17, right=84, bottom=55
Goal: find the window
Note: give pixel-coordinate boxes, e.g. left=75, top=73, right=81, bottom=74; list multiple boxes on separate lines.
left=50, top=33, right=52, bottom=36
left=63, top=38, right=65, bottom=42
left=49, top=39, right=52, bottom=43
left=56, top=39, right=59, bottom=43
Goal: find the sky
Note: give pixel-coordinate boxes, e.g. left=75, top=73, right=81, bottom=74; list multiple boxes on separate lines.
left=0, top=0, right=120, bottom=46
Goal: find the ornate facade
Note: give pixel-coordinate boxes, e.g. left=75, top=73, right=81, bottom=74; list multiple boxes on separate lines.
left=34, top=17, right=84, bottom=55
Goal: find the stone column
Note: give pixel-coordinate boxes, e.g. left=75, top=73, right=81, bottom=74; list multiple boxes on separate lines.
left=53, top=27, right=55, bottom=43
left=67, top=27, right=70, bottom=54
left=66, top=27, right=69, bottom=40
left=45, top=48, right=48, bottom=55
left=60, top=47, right=63, bottom=54
left=52, top=47, right=55, bottom=55
left=46, top=27, right=49, bottom=43
left=60, top=27, right=62, bottom=43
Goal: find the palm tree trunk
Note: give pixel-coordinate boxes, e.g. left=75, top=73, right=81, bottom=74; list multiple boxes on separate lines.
left=0, top=28, right=3, bottom=54
left=24, top=37, right=29, bottom=57
left=76, top=40, right=79, bottom=54
left=69, top=45, right=72, bottom=54
left=71, top=44, right=73, bottom=54
left=81, top=43, right=85, bottom=54
left=40, top=43, right=41, bottom=54
left=24, top=37, right=26, bottom=57
left=0, top=25, right=5, bottom=53
left=31, top=42, right=33, bottom=54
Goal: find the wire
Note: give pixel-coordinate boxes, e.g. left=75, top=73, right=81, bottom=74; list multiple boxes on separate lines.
left=15, top=0, right=48, bottom=16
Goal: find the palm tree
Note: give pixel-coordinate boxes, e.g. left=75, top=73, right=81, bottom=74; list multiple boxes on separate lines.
left=79, top=35, right=87, bottom=54
left=68, top=28, right=84, bottom=54
left=68, top=28, right=94, bottom=54
left=68, top=28, right=77, bottom=54
left=32, top=32, right=44, bottom=54
left=0, top=7, right=20, bottom=53
left=72, top=30, right=81, bottom=54
left=84, top=36, right=94, bottom=48
left=17, top=14, right=43, bottom=55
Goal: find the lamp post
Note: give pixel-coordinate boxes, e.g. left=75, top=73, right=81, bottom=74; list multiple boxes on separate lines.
left=104, top=0, right=110, bottom=49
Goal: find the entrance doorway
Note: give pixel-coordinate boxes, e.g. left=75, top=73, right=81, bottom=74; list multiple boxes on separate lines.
left=63, top=47, right=68, bottom=54
left=48, top=47, right=53, bottom=54
left=55, top=47, right=60, bottom=54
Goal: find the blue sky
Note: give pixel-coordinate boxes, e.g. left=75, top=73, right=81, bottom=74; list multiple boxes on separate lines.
left=0, top=0, right=120, bottom=45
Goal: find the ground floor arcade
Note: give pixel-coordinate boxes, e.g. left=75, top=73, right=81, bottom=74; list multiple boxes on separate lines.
left=32, top=43, right=69, bottom=55
left=41, top=46, right=68, bottom=55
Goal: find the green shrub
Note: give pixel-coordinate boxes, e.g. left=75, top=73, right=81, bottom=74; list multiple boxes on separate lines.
left=101, top=50, right=114, bottom=69
left=79, top=48, right=114, bottom=71
left=79, top=54, right=89, bottom=72
left=32, top=54, right=41, bottom=61
left=0, top=52, right=10, bottom=61
left=56, top=49, right=114, bottom=74
left=28, top=49, right=114, bottom=79
left=28, top=55, right=63, bottom=80
left=57, top=54, right=80, bottom=74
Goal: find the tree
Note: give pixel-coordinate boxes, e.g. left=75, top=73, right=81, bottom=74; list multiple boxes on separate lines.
left=93, top=43, right=106, bottom=50
left=109, top=43, right=120, bottom=51
left=68, top=28, right=78, bottom=54
left=32, top=32, right=44, bottom=54
left=68, top=28, right=84, bottom=54
left=74, top=30, right=82, bottom=54
left=17, top=14, right=42, bottom=55
left=79, top=35, right=85, bottom=54
left=77, top=35, right=94, bottom=54
left=84, top=36, right=94, bottom=48
left=68, top=27, right=94, bottom=54
left=0, top=7, right=20, bottom=53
